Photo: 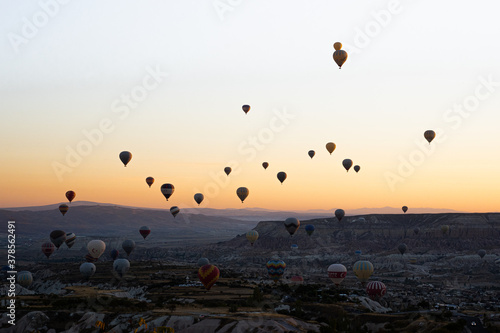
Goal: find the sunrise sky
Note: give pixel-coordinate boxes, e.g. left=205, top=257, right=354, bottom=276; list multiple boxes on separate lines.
left=1, top=1, right=500, bottom=212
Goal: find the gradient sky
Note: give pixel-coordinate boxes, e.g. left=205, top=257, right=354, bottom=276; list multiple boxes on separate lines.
left=1, top=1, right=500, bottom=212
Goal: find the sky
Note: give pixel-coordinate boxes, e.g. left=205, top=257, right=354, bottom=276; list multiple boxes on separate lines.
left=1, top=0, right=500, bottom=212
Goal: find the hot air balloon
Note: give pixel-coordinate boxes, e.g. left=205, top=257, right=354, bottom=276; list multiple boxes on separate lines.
left=139, top=226, right=150, bottom=240
left=342, top=159, right=353, bottom=172
left=308, top=150, right=315, bottom=159
left=17, top=271, right=33, bottom=288
left=277, top=172, right=287, bottom=184
left=414, top=227, right=420, bottom=235
left=262, top=162, right=269, bottom=170
left=65, top=190, right=76, bottom=203
left=122, top=240, right=136, bottom=257
left=266, top=260, right=286, bottom=282
left=224, top=167, right=231, bottom=176
left=291, top=276, right=304, bottom=284
left=198, top=264, right=220, bottom=290
left=246, top=230, right=259, bottom=246
left=478, top=249, right=486, bottom=259
left=326, top=142, right=336, bottom=154
left=59, top=204, right=69, bottom=216
left=284, top=217, right=300, bottom=236
left=242, top=105, right=250, bottom=114
left=197, top=258, right=210, bottom=267
left=87, top=240, right=106, bottom=259
left=113, top=259, right=130, bottom=278
left=85, top=253, right=98, bottom=263
left=355, top=250, right=362, bottom=256
left=110, top=249, right=119, bottom=260
left=305, top=224, right=315, bottom=236
left=366, top=281, right=386, bottom=300
left=353, top=260, right=374, bottom=284
left=354, top=165, right=360, bottom=173
left=335, top=209, right=345, bottom=222
left=80, top=263, right=96, bottom=279
left=50, top=230, right=66, bottom=249
left=291, top=244, right=299, bottom=251
left=333, top=42, right=348, bottom=69
left=119, top=151, right=132, bottom=167
left=398, top=243, right=407, bottom=255
left=146, top=177, right=154, bottom=188
left=194, top=193, right=204, bottom=206
left=160, top=183, right=175, bottom=201
left=402, top=206, right=408, bottom=213
left=424, top=130, right=435, bottom=144
left=170, top=206, right=180, bottom=218
left=441, top=225, right=450, bottom=235
left=65, top=232, right=76, bottom=248
left=327, top=264, right=347, bottom=286
left=42, top=242, right=55, bottom=258
left=236, top=187, right=249, bottom=203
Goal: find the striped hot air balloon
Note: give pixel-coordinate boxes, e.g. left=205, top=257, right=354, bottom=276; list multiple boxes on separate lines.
left=353, top=260, right=374, bottom=284
left=246, top=230, right=259, bottom=246
left=59, top=204, right=69, bottom=216
left=198, top=264, right=220, bottom=290
left=366, top=281, right=386, bottom=300
left=17, top=271, right=33, bottom=287
left=161, top=184, right=175, bottom=201
left=266, top=260, right=286, bottom=282
left=328, top=264, right=347, bottom=286
left=65, top=233, right=76, bottom=248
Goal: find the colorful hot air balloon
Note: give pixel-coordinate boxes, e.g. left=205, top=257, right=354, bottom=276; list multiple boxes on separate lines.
left=424, top=130, right=436, bottom=144
left=478, top=249, right=486, bottom=259
left=194, top=193, right=204, bottom=206
left=41, top=242, right=55, bottom=258
left=290, top=244, right=299, bottom=251
left=224, top=167, right=231, bottom=176
left=354, top=165, right=360, bottom=173
left=160, top=184, right=175, bottom=201
left=50, top=230, right=66, bottom=249
left=65, top=232, right=76, bottom=248
left=277, top=172, right=287, bottom=184
left=353, top=260, right=374, bottom=284
left=327, top=264, right=347, bottom=286
left=326, top=142, right=336, bottom=154
left=305, top=224, right=315, bottom=236
left=262, top=162, right=269, bottom=170
left=139, top=226, right=151, bottom=240
left=366, top=281, right=386, bottom=300
left=198, top=264, right=220, bottom=290
left=122, top=240, right=136, bottom=257
left=87, top=240, right=106, bottom=259
left=402, top=206, right=408, bottom=213
left=170, top=206, right=180, bottom=218
left=398, top=243, right=407, bottom=255
left=333, top=42, right=348, bottom=69
left=59, top=204, right=69, bottom=216
left=113, top=259, right=130, bottom=278
left=284, top=217, right=300, bottom=236
left=308, top=150, right=315, bottom=159
left=236, top=187, right=249, bottom=203
left=197, top=258, right=210, bottom=267
left=146, top=177, right=154, bottom=188
left=85, top=253, right=98, bottom=263
left=110, top=249, right=119, bottom=260
left=335, top=209, right=345, bottom=222
left=242, top=105, right=250, bottom=114
left=17, top=271, right=33, bottom=288
left=65, top=190, right=76, bottom=203
left=119, top=151, right=132, bottom=167
left=80, top=263, right=96, bottom=279
left=342, top=159, right=353, bottom=172
left=414, top=227, right=420, bottom=235
left=246, top=230, right=259, bottom=246
left=266, top=260, right=286, bottom=282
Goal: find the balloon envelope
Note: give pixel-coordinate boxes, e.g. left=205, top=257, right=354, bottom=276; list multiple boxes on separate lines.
left=353, top=260, right=374, bottom=284
left=110, top=249, right=119, bottom=260
left=366, top=281, right=386, bottom=300
left=122, top=239, right=136, bottom=256
left=342, top=159, right=353, bottom=172
left=277, top=172, right=287, bottom=184
left=41, top=242, right=55, bottom=258
left=236, top=187, right=249, bottom=203
left=65, top=190, right=76, bottom=203
left=326, top=142, right=336, bottom=154
left=119, top=151, right=132, bottom=167
left=262, top=162, right=269, bottom=169
left=197, top=258, right=210, bottom=267
left=198, top=264, right=220, bottom=290
left=59, top=204, right=69, bottom=216
left=354, top=165, right=360, bottom=173
left=65, top=232, right=76, bottom=248
left=170, top=206, right=180, bottom=218
left=398, top=243, right=407, bottom=255
left=194, top=193, right=204, bottom=205
left=139, top=226, right=150, bottom=240
left=17, top=271, right=33, bottom=287
left=284, top=217, right=300, bottom=236
left=87, top=240, right=106, bottom=259
left=305, top=224, right=315, bottom=236
left=160, top=184, right=175, bottom=201
left=308, top=150, right=315, bottom=159
left=50, top=230, right=66, bottom=249
left=146, top=177, right=154, bottom=188
left=414, top=227, right=420, bottom=235
left=266, top=260, right=286, bottom=281
left=224, top=167, right=231, bottom=176
left=80, top=263, right=96, bottom=279
left=327, top=264, right=347, bottom=286
left=478, top=249, right=486, bottom=259
left=335, top=209, right=345, bottom=222
left=402, top=206, right=408, bottom=213
left=424, top=130, right=436, bottom=144
left=246, top=230, right=259, bottom=245
left=242, top=105, right=250, bottom=114
left=113, top=259, right=130, bottom=278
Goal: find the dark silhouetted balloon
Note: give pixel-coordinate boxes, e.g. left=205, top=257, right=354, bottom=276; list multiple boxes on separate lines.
left=478, top=249, right=486, bottom=259
left=236, top=187, right=249, bottom=203
left=224, top=167, right=231, bottom=176
left=41, top=242, right=55, bottom=258
left=242, top=105, right=250, bottom=114
left=398, top=243, right=407, bottom=255
left=119, top=151, right=132, bottom=167
left=354, top=165, right=360, bottom=173
left=262, top=162, right=269, bottom=169
left=342, top=159, right=353, bottom=172
left=110, top=249, right=119, bottom=260
left=65, top=190, right=76, bottom=203
left=170, top=206, right=180, bottom=218
left=194, top=193, right=204, bottom=206
left=139, top=226, right=150, bottom=240
left=424, top=130, right=436, bottom=144
left=333, top=42, right=348, bottom=69
left=146, top=177, right=154, bottom=188
left=326, top=142, right=336, bottom=154
left=284, top=217, right=300, bottom=236
left=414, top=227, right=420, bottom=235
left=305, top=224, right=315, bottom=236
left=160, top=184, right=175, bottom=201
left=65, top=232, right=76, bottom=248
left=308, top=150, right=315, bottom=159
left=277, top=172, right=287, bottom=184
left=402, top=206, right=408, bottom=213
left=50, top=230, right=66, bottom=249
left=59, top=204, right=69, bottom=216
left=335, top=209, right=345, bottom=222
